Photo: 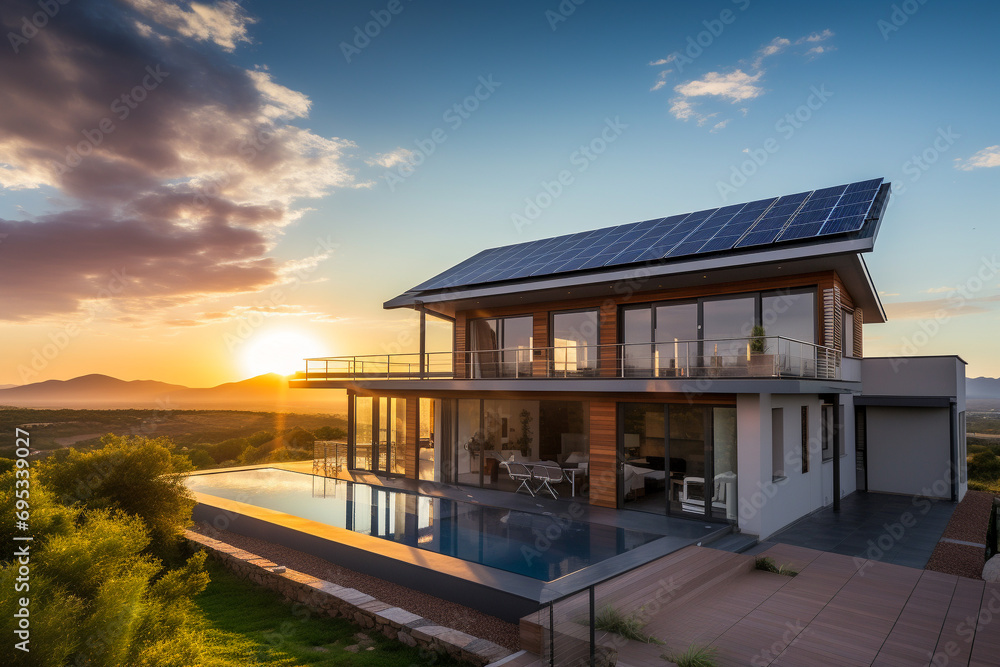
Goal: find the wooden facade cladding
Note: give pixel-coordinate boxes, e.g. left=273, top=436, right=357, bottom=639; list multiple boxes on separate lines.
left=817, top=271, right=864, bottom=356
left=598, top=302, right=617, bottom=377
left=822, top=283, right=843, bottom=353
left=404, top=397, right=419, bottom=479
left=453, top=312, right=467, bottom=379
left=532, top=312, right=548, bottom=376
left=588, top=400, right=617, bottom=508
left=853, top=307, right=864, bottom=358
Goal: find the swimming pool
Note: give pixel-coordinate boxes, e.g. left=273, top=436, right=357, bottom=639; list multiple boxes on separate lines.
left=185, top=468, right=664, bottom=582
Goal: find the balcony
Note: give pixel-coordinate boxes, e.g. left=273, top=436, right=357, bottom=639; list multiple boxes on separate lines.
left=295, top=336, right=842, bottom=383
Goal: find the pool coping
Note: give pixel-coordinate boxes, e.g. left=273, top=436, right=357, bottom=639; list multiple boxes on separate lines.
left=185, top=529, right=512, bottom=666
left=186, top=466, right=727, bottom=620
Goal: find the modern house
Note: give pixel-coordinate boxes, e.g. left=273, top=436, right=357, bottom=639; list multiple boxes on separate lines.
left=293, top=177, right=967, bottom=541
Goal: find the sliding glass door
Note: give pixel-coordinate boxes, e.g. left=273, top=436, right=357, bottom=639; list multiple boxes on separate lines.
left=469, top=315, right=532, bottom=377
left=618, top=402, right=738, bottom=522
left=351, top=395, right=405, bottom=476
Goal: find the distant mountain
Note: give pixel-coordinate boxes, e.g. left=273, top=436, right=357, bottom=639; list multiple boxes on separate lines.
left=0, top=374, right=187, bottom=407
left=0, top=373, right=345, bottom=413
left=968, top=376, right=1000, bottom=399
left=0, top=384, right=18, bottom=390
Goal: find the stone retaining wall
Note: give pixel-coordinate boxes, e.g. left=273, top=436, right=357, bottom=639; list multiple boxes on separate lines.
left=185, top=530, right=511, bottom=665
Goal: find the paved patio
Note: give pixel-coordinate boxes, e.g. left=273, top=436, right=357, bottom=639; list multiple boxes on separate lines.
left=754, top=491, right=957, bottom=569
left=504, top=542, right=999, bottom=667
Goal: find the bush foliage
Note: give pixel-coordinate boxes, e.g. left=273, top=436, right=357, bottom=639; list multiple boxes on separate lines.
left=0, top=459, right=209, bottom=666
left=36, top=434, right=194, bottom=557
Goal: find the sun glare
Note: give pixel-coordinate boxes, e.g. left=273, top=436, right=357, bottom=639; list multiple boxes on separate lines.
left=240, top=329, right=326, bottom=378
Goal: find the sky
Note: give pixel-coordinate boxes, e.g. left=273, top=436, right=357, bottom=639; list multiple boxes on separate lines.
left=0, top=0, right=998, bottom=388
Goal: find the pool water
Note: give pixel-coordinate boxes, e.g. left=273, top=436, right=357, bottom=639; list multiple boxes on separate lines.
left=185, top=468, right=664, bottom=582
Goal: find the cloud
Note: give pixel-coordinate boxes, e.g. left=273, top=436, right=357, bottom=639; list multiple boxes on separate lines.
left=669, top=97, right=698, bottom=121
left=367, top=148, right=416, bottom=169
left=122, top=0, right=254, bottom=51
left=711, top=120, right=731, bottom=133
left=674, top=69, right=764, bottom=104
left=798, top=29, right=834, bottom=43
left=954, top=145, right=1000, bottom=171
left=806, top=45, right=834, bottom=57
left=751, top=37, right=790, bottom=68
left=883, top=294, right=1000, bottom=320
left=924, top=286, right=956, bottom=294
left=0, top=0, right=361, bottom=322
left=696, top=112, right=719, bottom=127
left=654, top=30, right=834, bottom=128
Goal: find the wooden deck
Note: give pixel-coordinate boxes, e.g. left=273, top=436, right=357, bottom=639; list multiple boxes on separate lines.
left=502, top=543, right=1000, bottom=667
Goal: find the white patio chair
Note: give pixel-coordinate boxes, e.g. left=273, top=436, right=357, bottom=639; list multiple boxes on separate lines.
left=503, top=461, right=536, bottom=496
left=532, top=462, right=564, bottom=499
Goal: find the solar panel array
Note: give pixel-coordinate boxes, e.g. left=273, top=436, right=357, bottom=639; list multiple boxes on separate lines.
left=414, top=178, right=884, bottom=291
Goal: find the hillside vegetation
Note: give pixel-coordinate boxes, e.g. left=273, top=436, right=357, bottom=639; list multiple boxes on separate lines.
left=0, top=408, right=346, bottom=470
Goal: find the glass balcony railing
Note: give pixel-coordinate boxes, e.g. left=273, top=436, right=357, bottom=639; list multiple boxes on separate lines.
left=295, top=336, right=842, bottom=382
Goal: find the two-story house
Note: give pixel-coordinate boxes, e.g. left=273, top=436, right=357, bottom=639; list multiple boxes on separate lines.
left=293, top=177, right=967, bottom=540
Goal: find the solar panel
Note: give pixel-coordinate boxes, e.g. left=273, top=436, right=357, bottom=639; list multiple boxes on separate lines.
left=411, top=178, right=886, bottom=291
left=734, top=192, right=810, bottom=248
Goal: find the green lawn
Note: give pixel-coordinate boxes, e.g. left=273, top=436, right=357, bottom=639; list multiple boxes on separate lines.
left=195, top=562, right=467, bottom=666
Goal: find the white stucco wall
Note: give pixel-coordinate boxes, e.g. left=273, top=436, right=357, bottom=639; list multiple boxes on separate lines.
left=861, top=356, right=962, bottom=397
left=866, top=406, right=952, bottom=498
left=736, top=393, right=854, bottom=540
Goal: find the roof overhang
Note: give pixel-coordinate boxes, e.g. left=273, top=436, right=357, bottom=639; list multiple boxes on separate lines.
left=385, top=236, right=887, bottom=323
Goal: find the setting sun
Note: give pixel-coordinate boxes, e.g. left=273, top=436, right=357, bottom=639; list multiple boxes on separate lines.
left=240, top=330, right=328, bottom=377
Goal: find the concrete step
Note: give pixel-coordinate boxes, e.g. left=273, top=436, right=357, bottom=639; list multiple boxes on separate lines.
left=707, top=531, right=759, bottom=554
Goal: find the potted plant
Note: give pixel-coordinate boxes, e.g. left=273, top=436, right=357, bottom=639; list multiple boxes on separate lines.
left=464, top=431, right=488, bottom=457
left=748, top=325, right=775, bottom=375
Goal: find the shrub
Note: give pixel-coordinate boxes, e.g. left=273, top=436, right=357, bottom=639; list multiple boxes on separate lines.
left=0, top=473, right=211, bottom=666
left=968, top=450, right=1000, bottom=482
left=665, top=644, right=718, bottom=667
left=313, top=425, right=347, bottom=441
left=37, top=434, right=195, bottom=558
left=754, top=556, right=798, bottom=576
left=593, top=605, right=663, bottom=644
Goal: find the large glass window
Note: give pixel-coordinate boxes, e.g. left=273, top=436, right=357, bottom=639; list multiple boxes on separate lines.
left=352, top=396, right=405, bottom=475
left=418, top=398, right=435, bottom=481
left=456, top=399, right=481, bottom=486
left=763, top=289, right=817, bottom=375
left=447, top=398, right=588, bottom=496
left=618, top=289, right=817, bottom=377
left=622, top=308, right=652, bottom=376
left=621, top=404, right=667, bottom=513
left=354, top=396, right=372, bottom=469
left=842, top=310, right=855, bottom=357
left=655, top=303, right=698, bottom=377
left=552, top=309, right=599, bottom=375
left=621, top=303, right=698, bottom=377
left=703, top=297, right=756, bottom=370
left=712, top=407, right=737, bottom=520
left=762, top=290, right=815, bottom=344
left=618, top=403, right=738, bottom=523
left=469, top=315, right=532, bottom=377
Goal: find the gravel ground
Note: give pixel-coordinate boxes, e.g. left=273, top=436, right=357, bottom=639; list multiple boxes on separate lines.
left=925, top=490, right=996, bottom=580
left=190, top=523, right=521, bottom=651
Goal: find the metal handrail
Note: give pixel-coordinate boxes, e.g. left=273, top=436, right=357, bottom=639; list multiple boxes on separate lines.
left=297, top=336, right=842, bottom=382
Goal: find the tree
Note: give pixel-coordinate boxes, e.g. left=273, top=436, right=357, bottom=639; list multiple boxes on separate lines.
left=37, top=434, right=195, bottom=558
left=0, top=473, right=211, bottom=666
left=313, top=425, right=347, bottom=441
